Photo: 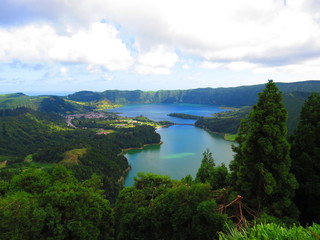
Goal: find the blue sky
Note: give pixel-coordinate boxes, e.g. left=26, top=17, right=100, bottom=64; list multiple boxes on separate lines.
left=1, top=0, right=320, bottom=94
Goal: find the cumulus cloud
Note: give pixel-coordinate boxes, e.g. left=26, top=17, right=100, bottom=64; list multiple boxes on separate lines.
left=253, top=57, right=320, bottom=75
left=0, top=22, right=133, bottom=70
left=226, top=62, right=258, bottom=71
left=201, top=61, right=223, bottom=70
left=87, top=64, right=102, bottom=73
left=201, top=60, right=259, bottom=72
left=102, top=0, right=320, bottom=73
left=2, top=0, right=320, bottom=83
left=59, top=67, right=68, bottom=76
left=134, top=45, right=178, bottom=75
left=182, top=64, right=190, bottom=70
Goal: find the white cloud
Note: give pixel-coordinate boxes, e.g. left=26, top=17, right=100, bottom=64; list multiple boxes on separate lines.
left=134, top=45, right=178, bottom=75
left=226, top=62, right=257, bottom=71
left=253, top=57, right=320, bottom=75
left=0, top=22, right=133, bottom=71
left=3, top=0, right=320, bottom=88
left=103, top=73, right=113, bottom=81
left=4, top=1, right=320, bottom=64
left=101, top=0, right=320, bottom=70
left=134, top=65, right=171, bottom=75
left=201, top=60, right=258, bottom=72
left=182, top=64, right=190, bottom=70
left=0, top=25, right=53, bottom=62
left=60, top=67, right=68, bottom=76
left=87, top=64, right=101, bottom=73
left=201, top=61, right=223, bottom=70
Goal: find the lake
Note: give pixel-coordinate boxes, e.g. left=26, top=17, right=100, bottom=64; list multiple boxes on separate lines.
left=107, top=103, right=226, bottom=124
left=107, top=104, right=234, bottom=186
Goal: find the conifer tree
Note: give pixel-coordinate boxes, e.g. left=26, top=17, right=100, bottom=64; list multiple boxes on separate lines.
left=230, top=80, right=298, bottom=218
left=291, top=92, right=320, bottom=224
left=196, top=149, right=215, bottom=183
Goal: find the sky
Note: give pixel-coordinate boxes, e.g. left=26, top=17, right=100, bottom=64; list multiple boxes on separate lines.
left=1, top=0, right=320, bottom=94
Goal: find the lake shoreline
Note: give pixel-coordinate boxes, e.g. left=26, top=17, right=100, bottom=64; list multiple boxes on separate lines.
left=119, top=141, right=163, bottom=156
left=195, top=125, right=236, bottom=142
left=107, top=103, right=234, bottom=186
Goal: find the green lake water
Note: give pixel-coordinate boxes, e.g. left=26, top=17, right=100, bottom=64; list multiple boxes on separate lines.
left=107, top=104, right=234, bottom=186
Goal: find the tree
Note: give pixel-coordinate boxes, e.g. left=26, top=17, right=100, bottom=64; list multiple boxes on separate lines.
left=290, top=92, right=320, bottom=224
left=114, top=173, right=173, bottom=240
left=0, top=192, right=46, bottom=240
left=196, top=149, right=215, bottom=183
left=210, top=163, right=228, bottom=190
left=11, top=168, right=51, bottom=194
left=0, top=167, right=113, bottom=240
left=196, top=150, right=229, bottom=190
left=153, top=184, right=226, bottom=240
left=41, top=168, right=114, bottom=240
left=114, top=173, right=226, bottom=240
left=230, top=80, right=298, bottom=218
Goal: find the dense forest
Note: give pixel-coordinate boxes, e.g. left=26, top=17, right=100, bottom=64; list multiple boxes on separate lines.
left=1, top=81, right=320, bottom=239
left=194, top=91, right=311, bottom=136
left=0, top=108, right=161, bottom=202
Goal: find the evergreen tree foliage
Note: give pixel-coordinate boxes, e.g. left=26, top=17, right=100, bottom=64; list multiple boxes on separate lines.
left=0, top=191, right=46, bottom=240
left=230, top=80, right=298, bottom=218
left=210, top=163, right=229, bottom=190
left=0, top=167, right=113, bottom=240
left=196, top=150, right=229, bottom=190
left=290, top=92, right=320, bottom=224
left=114, top=173, right=226, bottom=240
left=196, top=149, right=215, bottom=183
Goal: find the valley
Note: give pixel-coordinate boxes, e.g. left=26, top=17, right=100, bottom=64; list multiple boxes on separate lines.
left=1, top=80, right=320, bottom=239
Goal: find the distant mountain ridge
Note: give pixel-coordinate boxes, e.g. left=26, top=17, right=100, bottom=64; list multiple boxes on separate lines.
left=66, top=80, right=320, bottom=107
left=64, top=80, right=320, bottom=134
left=1, top=80, right=320, bottom=115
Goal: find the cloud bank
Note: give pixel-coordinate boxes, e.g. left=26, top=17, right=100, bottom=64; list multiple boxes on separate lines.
left=1, top=0, right=320, bottom=91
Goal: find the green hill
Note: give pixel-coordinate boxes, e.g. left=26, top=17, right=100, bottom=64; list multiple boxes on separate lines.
left=67, top=80, right=320, bottom=107
left=0, top=108, right=70, bottom=157
left=0, top=93, right=92, bottom=114
left=0, top=107, right=161, bottom=201
left=195, top=91, right=311, bottom=136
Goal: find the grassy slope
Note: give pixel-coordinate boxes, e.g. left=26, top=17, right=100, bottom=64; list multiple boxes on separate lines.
left=0, top=93, right=40, bottom=110
left=60, top=148, right=87, bottom=165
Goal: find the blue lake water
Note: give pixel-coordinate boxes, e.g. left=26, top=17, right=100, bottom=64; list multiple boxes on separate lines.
left=107, top=104, right=234, bottom=186
left=107, top=103, right=227, bottom=124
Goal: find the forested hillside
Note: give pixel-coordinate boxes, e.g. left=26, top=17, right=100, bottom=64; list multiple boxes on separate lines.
left=67, top=80, right=320, bottom=106
left=0, top=93, right=120, bottom=114
left=0, top=108, right=161, bottom=202
left=195, top=91, right=311, bottom=135
left=0, top=93, right=93, bottom=114
left=0, top=108, right=68, bottom=157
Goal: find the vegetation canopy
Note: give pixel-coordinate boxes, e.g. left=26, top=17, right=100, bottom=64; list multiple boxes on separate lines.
left=1, top=80, right=320, bottom=238
left=230, top=80, right=298, bottom=219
